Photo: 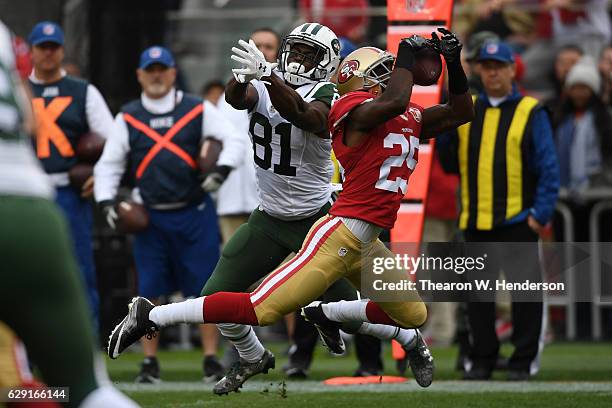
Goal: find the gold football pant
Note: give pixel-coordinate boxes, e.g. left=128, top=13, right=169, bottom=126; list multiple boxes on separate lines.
left=249, top=215, right=426, bottom=328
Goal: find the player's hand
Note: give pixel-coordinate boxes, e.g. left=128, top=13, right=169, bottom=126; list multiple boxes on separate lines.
left=231, top=39, right=278, bottom=83
left=430, top=28, right=463, bottom=63
left=400, top=35, right=432, bottom=53
left=100, top=200, right=119, bottom=230
left=81, top=175, right=94, bottom=198
left=201, top=165, right=232, bottom=192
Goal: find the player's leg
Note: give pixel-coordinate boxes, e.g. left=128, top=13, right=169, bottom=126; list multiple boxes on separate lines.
left=201, top=210, right=291, bottom=355
left=0, top=196, right=137, bottom=407
left=320, top=239, right=427, bottom=328
left=109, top=217, right=351, bottom=360
left=309, top=239, right=433, bottom=386
left=54, top=186, right=99, bottom=327
left=200, top=209, right=295, bottom=393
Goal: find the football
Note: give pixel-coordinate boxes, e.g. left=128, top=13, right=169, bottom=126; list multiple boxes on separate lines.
left=76, top=132, right=105, bottom=164
left=412, top=47, right=443, bottom=86
left=198, top=138, right=222, bottom=174
left=117, top=201, right=149, bottom=233
left=68, top=162, right=93, bottom=190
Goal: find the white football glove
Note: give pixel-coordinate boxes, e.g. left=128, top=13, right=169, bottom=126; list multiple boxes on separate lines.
left=231, top=39, right=278, bottom=83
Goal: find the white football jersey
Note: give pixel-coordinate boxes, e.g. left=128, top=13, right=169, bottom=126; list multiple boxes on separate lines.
left=0, top=21, right=52, bottom=198
left=249, top=80, right=338, bottom=220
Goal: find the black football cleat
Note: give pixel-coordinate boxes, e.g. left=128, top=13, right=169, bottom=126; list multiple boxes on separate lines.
left=213, top=349, right=275, bottom=395
left=300, top=301, right=345, bottom=355
left=108, top=297, right=158, bottom=359
left=135, top=356, right=161, bottom=384
left=403, top=330, right=434, bottom=387
left=203, top=355, right=225, bottom=383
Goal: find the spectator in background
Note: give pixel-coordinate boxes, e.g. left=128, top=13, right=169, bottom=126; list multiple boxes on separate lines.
left=250, top=27, right=281, bottom=65
left=554, top=56, right=612, bottom=193
left=437, top=41, right=559, bottom=381
left=549, top=45, right=584, bottom=105
left=549, top=0, right=611, bottom=60
left=522, top=0, right=610, bottom=96
left=28, top=21, right=115, bottom=329
left=201, top=79, right=225, bottom=106
left=299, top=0, right=368, bottom=44
left=598, top=44, right=612, bottom=106
left=94, top=46, right=245, bottom=383
left=463, top=31, right=501, bottom=94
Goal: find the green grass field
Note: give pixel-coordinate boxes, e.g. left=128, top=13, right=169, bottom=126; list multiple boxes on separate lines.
left=108, top=342, right=612, bottom=407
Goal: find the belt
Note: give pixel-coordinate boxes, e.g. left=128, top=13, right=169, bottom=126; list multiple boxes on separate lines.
left=148, top=201, right=190, bottom=210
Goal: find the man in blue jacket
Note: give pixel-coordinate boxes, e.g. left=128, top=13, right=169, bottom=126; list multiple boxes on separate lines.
left=437, top=41, right=560, bottom=381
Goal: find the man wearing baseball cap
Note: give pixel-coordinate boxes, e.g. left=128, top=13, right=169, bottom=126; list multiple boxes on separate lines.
left=437, top=41, right=559, bottom=381
left=94, top=45, right=245, bottom=383
left=27, top=20, right=115, bottom=329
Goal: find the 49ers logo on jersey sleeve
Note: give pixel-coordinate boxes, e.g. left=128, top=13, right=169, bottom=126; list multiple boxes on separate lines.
left=338, top=60, right=359, bottom=83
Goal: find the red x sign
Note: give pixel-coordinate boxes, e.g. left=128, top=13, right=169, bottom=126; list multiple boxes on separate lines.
left=123, top=104, right=202, bottom=179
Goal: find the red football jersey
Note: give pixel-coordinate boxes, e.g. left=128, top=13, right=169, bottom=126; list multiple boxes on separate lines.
left=329, top=91, right=423, bottom=229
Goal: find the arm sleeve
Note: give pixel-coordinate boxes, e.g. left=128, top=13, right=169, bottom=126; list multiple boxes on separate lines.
left=93, top=113, right=130, bottom=202
left=311, top=82, right=340, bottom=108
left=85, top=84, right=114, bottom=139
left=435, top=130, right=460, bottom=174
left=529, top=108, right=560, bottom=225
left=202, top=100, right=246, bottom=168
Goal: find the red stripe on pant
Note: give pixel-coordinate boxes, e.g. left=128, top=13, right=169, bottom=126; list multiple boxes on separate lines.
left=251, top=216, right=332, bottom=296
left=365, top=301, right=399, bottom=326
left=202, top=292, right=258, bottom=325
left=251, top=218, right=341, bottom=307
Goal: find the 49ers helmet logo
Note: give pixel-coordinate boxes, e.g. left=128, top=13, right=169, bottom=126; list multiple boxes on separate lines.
left=338, top=60, right=359, bottom=83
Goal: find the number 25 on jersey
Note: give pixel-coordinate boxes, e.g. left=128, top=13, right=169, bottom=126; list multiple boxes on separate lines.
left=375, top=133, right=419, bottom=194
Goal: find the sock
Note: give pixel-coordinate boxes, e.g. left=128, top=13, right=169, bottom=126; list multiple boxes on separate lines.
left=218, top=323, right=265, bottom=363
left=321, top=299, right=369, bottom=323
left=80, top=385, right=139, bottom=408
left=202, top=292, right=259, bottom=325
left=357, top=323, right=417, bottom=349
left=149, top=297, right=204, bottom=327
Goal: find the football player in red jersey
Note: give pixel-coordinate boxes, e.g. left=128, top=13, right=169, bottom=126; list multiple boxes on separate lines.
left=108, top=29, right=473, bottom=388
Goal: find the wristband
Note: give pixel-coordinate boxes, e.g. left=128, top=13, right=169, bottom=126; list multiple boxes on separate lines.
left=395, top=42, right=415, bottom=71
left=447, top=58, right=469, bottom=95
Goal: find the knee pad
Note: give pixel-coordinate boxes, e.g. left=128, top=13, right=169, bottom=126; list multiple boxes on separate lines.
left=386, top=301, right=427, bottom=328
left=404, top=302, right=427, bottom=328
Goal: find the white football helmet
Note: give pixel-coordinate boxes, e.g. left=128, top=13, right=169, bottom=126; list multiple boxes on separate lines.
left=279, top=23, right=341, bottom=86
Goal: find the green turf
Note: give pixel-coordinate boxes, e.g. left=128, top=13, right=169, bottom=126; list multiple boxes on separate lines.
left=122, top=391, right=612, bottom=408
left=107, top=342, right=612, bottom=407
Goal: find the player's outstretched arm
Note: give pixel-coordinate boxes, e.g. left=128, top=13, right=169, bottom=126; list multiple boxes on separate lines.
left=346, top=36, right=427, bottom=133
left=225, top=39, right=265, bottom=110
left=264, top=74, right=330, bottom=137
left=421, top=28, right=474, bottom=138
left=225, top=77, right=259, bottom=111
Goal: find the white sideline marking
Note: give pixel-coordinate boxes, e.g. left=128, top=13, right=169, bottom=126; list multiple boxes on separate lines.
left=116, top=380, right=612, bottom=394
